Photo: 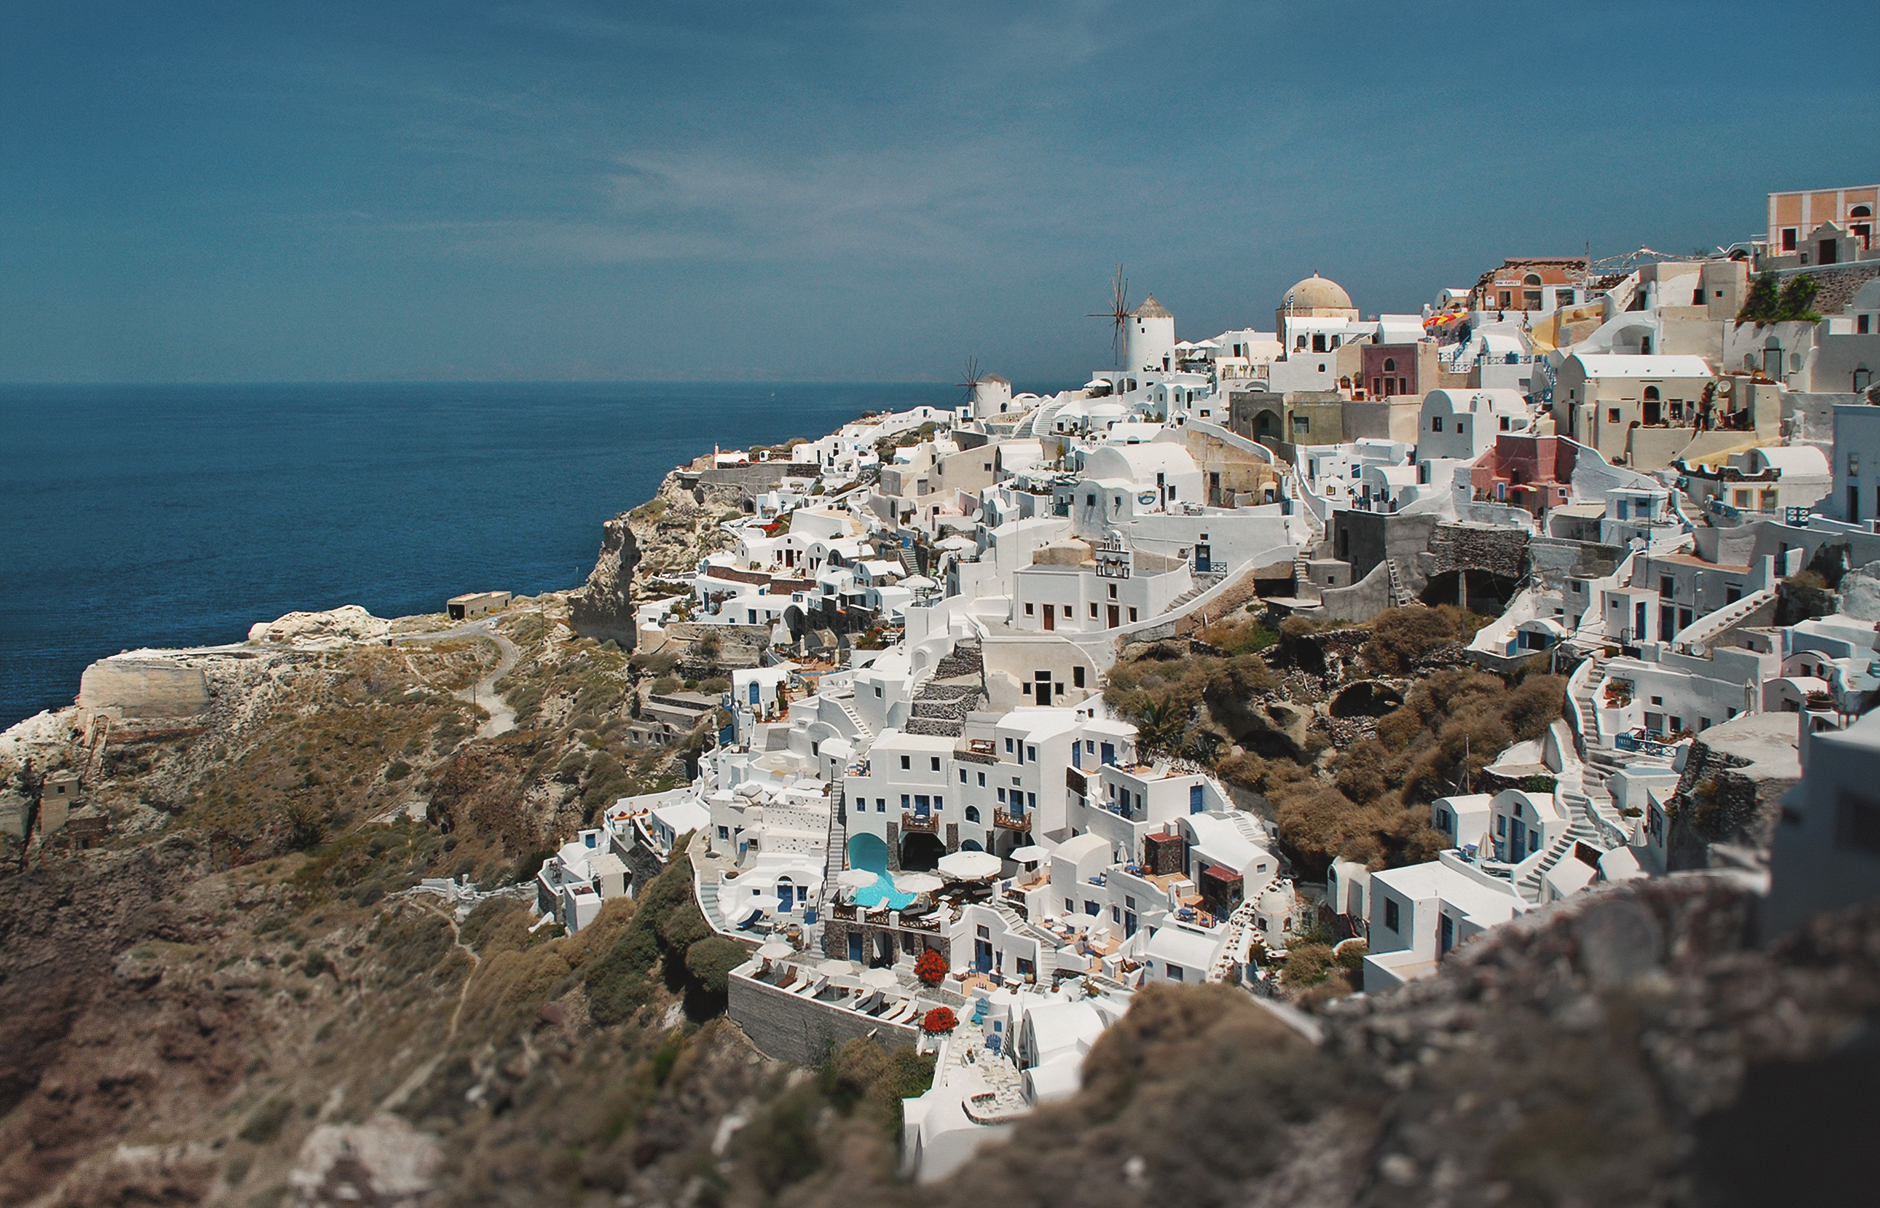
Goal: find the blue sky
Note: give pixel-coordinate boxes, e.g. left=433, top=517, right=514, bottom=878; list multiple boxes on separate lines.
left=2, top=1, right=1875, bottom=384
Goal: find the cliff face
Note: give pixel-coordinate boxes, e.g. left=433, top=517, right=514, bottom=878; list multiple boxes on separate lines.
left=567, top=468, right=748, bottom=646
left=567, top=512, right=640, bottom=646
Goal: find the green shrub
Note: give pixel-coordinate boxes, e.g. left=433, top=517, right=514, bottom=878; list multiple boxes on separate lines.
left=684, top=937, right=747, bottom=997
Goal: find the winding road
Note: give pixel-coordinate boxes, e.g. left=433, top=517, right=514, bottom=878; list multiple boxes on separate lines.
left=393, top=617, right=522, bottom=738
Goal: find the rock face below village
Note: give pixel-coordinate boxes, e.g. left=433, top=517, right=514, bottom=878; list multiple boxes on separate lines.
left=567, top=511, right=640, bottom=645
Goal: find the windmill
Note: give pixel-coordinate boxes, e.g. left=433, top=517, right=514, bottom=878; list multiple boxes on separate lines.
left=956, top=356, right=983, bottom=404
left=1088, top=264, right=1131, bottom=366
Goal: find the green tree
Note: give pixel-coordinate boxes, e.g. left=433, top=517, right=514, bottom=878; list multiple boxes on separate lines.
left=1737, top=271, right=1781, bottom=322
left=1775, top=273, right=1821, bottom=322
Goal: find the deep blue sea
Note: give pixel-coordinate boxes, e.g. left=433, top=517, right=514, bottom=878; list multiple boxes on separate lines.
left=0, top=381, right=961, bottom=728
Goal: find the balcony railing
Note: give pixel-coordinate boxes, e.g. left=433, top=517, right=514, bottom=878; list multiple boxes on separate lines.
left=901, top=811, right=939, bottom=834
left=993, top=809, right=1032, bottom=832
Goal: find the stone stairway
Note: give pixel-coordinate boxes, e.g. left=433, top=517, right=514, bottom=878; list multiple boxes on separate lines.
left=1210, top=896, right=1262, bottom=982
left=1292, top=552, right=1319, bottom=602
left=896, top=546, right=921, bottom=577
left=1226, top=809, right=1270, bottom=848
left=80, top=718, right=110, bottom=787
left=906, top=683, right=984, bottom=737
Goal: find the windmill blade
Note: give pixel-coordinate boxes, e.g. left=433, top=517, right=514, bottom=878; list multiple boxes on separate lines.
left=955, top=356, right=982, bottom=401
left=1084, top=265, right=1130, bottom=367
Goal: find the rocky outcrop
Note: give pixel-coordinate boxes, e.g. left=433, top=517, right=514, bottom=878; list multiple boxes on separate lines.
left=567, top=512, right=640, bottom=646
left=247, top=604, right=390, bottom=647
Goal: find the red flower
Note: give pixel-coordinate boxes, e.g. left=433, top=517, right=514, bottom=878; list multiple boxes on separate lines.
left=913, top=949, right=948, bottom=986
left=921, top=1006, right=957, bottom=1034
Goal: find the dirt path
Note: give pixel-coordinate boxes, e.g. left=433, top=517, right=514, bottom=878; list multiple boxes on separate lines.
left=394, top=618, right=522, bottom=738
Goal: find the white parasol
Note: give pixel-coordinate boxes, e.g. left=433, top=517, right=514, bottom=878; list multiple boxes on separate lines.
left=938, top=850, right=1004, bottom=880
left=894, top=872, right=943, bottom=894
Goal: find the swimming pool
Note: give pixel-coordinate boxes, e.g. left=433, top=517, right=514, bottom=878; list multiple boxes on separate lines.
left=847, top=834, right=919, bottom=910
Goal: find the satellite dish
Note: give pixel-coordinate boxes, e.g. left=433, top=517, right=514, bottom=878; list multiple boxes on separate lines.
left=1717, top=379, right=1734, bottom=396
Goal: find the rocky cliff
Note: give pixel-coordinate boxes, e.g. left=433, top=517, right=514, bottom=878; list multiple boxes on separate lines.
left=567, top=512, right=640, bottom=646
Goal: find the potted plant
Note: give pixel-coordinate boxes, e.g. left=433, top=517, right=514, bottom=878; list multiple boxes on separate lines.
left=921, top=1006, right=958, bottom=1035
left=913, top=949, right=948, bottom=986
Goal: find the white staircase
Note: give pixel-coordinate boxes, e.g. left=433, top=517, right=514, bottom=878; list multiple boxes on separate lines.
left=1569, top=655, right=1608, bottom=751
left=990, top=901, right=1059, bottom=983
left=815, top=786, right=849, bottom=923
left=1512, top=795, right=1607, bottom=904
left=833, top=694, right=874, bottom=742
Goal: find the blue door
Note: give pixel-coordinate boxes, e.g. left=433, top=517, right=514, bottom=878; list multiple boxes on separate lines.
left=974, top=939, right=993, bottom=971
left=849, top=932, right=863, bottom=961
left=1101, top=742, right=1116, bottom=765
left=1190, top=784, right=1204, bottom=814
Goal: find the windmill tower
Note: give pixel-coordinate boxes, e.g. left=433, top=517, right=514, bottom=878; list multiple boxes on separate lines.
left=957, top=356, right=1012, bottom=418
left=1127, top=294, right=1176, bottom=374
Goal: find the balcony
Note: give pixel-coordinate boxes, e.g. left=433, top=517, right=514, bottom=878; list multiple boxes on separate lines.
left=901, top=811, right=939, bottom=834
left=993, top=809, right=1032, bottom=832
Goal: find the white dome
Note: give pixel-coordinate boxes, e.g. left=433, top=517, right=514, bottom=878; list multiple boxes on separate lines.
left=1282, top=274, right=1353, bottom=311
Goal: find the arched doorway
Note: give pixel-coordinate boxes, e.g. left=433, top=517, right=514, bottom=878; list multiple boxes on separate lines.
left=1255, top=409, right=1281, bottom=441
left=900, top=831, right=946, bottom=871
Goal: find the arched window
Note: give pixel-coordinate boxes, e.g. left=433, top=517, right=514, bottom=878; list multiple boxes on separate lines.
left=1853, top=205, right=1873, bottom=218
left=1383, top=357, right=1397, bottom=372
left=965, top=806, right=980, bottom=823
left=1644, top=387, right=1660, bottom=400
left=1524, top=273, right=1543, bottom=286
left=1339, top=376, right=1351, bottom=389
left=1295, top=334, right=1308, bottom=351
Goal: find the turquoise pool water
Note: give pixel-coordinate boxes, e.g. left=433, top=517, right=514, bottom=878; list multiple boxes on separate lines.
left=846, top=834, right=918, bottom=910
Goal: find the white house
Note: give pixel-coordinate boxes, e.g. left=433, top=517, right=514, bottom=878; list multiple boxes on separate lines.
left=1417, top=389, right=1533, bottom=462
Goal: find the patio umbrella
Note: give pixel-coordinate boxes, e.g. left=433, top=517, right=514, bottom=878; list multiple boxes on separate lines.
left=755, top=939, right=793, bottom=960
left=938, top=850, right=1004, bottom=880
left=818, top=959, right=858, bottom=978
left=836, top=869, right=878, bottom=889
left=860, top=968, right=899, bottom=988
left=894, top=872, right=943, bottom=895
left=1007, top=845, right=1047, bottom=865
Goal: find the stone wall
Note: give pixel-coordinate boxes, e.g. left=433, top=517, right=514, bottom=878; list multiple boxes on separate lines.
left=727, top=966, right=923, bottom=1065
left=819, top=914, right=952, bottom=968
left=77, top=658, right=210, bottom=722
left=1423, top=524, right=1530, bottom=581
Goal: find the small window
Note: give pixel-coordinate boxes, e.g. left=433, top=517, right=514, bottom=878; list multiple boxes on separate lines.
left=1166, top=964, right=1184, bottom=982
left=1432, top=416, right=1444, bottom=432
left=931, top=757, right=941, bottom=772
left=977, top=772, right=986, bottom=786
left=959, top=768, right=967, bottom=783
left=1384, top=899, right=1400, bottom=932
left=1005, top=738, right=1014, bottom=752
left=1073, top=665, right=1086, bottom=688
left=900, top=755, right=911, bottom=769
left=1608, top=408, right=1622, bottom=424
left=1024, top=602, right=1034, bottom=615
